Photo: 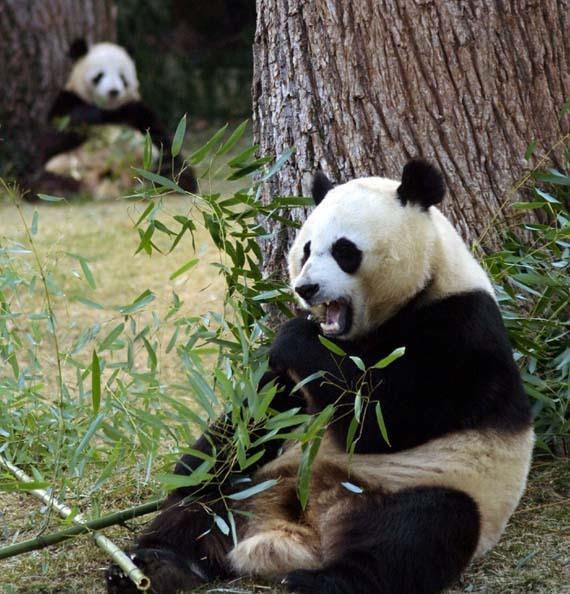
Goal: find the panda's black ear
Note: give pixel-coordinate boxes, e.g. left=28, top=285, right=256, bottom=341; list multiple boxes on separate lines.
left=69, top=39, right=88, bottom=61
left=312, top=171, right=334, bottom=205
left=397, top=159, right=445, bottom=209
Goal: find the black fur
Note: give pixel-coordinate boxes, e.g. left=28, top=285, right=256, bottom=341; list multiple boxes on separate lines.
left=331, top=237, right=362, bottom=274
left=301, top=240, right=311, bottom=266
left=397, top=159, right=445, bottom=209
left=312, top=171, right=335, bottom=205
left=69, top=38, right=88, bottom=61
left=269, top=290, right=531, bottom=453
left=283, top=487, right=480, bottom=594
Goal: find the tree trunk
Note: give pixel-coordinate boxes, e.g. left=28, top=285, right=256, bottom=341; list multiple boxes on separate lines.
left=253, top=0, right=569, bottom=277
left=0, top=0, right=116, bottom=181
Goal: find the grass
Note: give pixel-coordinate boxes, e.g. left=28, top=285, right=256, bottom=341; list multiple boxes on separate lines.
left=0, top=195, right=568, bottom=593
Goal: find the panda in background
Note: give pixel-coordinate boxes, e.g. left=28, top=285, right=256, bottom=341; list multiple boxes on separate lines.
left=36, top=39, right=197, bottom=197
left=106, top=160, right=533, bottom=594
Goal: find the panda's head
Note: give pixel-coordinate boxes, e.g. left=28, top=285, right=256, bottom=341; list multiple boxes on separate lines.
left=65, top=39, right=140, bottom=110
left=288, top=160, right=450, bottom=340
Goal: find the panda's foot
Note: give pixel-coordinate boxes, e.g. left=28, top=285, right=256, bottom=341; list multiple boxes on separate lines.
left=283, top=569, right=345, bottom=594
left=105, top=548, right=207, bottom=594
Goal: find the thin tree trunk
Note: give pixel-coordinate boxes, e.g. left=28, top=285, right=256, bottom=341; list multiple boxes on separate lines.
left=253, top=0, right=569, bottom=277
left=0, top=0, right=116, bottom=181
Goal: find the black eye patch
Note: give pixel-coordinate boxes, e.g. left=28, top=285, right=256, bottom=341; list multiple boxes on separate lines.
left=331, top=237, right=362, bottom=274
left=120, top=74, right=129, bottom=88
left=91, top=72, right=104, bottom=85
left=301, top=241, right=311, bottom=266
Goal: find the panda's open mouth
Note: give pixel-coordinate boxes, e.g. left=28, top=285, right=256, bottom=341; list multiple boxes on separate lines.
left=318, top=298, right=352, bottom=337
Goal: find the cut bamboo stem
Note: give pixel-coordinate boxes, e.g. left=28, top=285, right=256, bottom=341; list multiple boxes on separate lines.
left=0, top=456, right=163, bottom=590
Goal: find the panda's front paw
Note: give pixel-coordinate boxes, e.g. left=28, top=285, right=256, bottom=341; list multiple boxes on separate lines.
left=269, top=316, right=321, bottom=375
left=105, top=547, right=206, bottom=594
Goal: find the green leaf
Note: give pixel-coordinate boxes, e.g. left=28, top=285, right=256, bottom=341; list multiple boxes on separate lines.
left=143, top=131, right=153, bottom=170
left=524, top=140, right=537, bottom=161
left=189, top=124, right=229, bottom=164
left=117, top=289, right=155, bottom=315
left=37, top=194, right=65, bottom=202
left=169, top=258, right=199, bottom=280
left=216, top=119, right=248, bottom=156
left=99, top=323, right=124, bottom=351
left=375, top=402, right=391, bottom=446
left=318, top=335, right=347, bottom=356
left=373, top=346, right=406, bottom=369
left=354, top=390, right=362, bottom=423
left=91, top=350, right=101, bottom=414
left=350, top=356, right=366, bottom=371
left=132, top=168, right=183, bottom=193
left=171, top=114, right=186, bottom=157
left=31, top=210, right=39, bottom=235
left=74, top=297, right=104, bottom=310
left=228, top=479, right=279, bottom=501
left=260, top=147, right=294, bottom=182
left=79, top=258, right=96, bottom=289
left=291, top=370, right=324, bottom=394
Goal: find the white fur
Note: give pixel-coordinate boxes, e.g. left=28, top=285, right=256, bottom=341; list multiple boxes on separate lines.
left=66, top=43, right=140, bottom=109
left=245, top=427, right=533, bottom=563
left=288, top=176, right=494, bottom=339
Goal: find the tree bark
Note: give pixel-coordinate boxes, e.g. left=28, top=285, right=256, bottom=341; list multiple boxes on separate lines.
left=253, top=0, right=569, bottom=276
left=0, top=0, right=116, bottom=181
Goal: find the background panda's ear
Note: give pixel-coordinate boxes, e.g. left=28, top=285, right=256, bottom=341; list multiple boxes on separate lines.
left=69, top=39, right=88, bottom=61
left=397, top=159, right=445, bottom=209
left=312, top=171, right=334, bottom=205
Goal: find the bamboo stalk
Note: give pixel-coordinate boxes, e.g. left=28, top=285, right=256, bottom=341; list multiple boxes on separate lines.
left=0, top=456, right=164, bottom=590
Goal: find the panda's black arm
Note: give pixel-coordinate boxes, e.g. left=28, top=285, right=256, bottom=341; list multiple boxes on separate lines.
left=172, top=370, right=303, bottom=496
left=269, top=316, right=360, bottom=407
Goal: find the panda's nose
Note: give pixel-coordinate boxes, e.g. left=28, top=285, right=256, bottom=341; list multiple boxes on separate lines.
left=108, top=89, right=119, bottom=98
left=295, top=283, right=319, bottom=301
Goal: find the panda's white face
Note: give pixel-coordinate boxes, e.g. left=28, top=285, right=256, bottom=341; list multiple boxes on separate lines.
left=288, top=177, right=437, bottom=340
left=66, top=43, right=140, bottom=110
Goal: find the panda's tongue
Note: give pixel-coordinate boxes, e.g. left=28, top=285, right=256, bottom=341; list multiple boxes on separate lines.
left=321, top=301, right=347, bottom=336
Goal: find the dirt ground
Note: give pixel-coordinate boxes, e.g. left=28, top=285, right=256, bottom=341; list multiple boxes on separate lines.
left=0, top=197, right=568, bottom=594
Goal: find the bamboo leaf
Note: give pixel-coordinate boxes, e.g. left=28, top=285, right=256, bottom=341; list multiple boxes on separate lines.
left=373, top=346, right=406, bottom=369
left=169, top=258, right=199, bottom=281
left=228, top=479, right=278, bottom=501
left=91, top=350, right=101, bottom=414
left=375, top=402, right=391, bottom=446
left=171, top=114, right=186, bottom=157
left=341, top=481, right=364, bottom=494
left=319, top=335, right=347, bottom=356
left=291, top=370, right=324, bottom=394
left=216, top=120, right=248, bottom=156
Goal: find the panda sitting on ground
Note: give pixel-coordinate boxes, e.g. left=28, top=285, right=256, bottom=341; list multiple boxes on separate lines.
left=35, top=39, right=197, bottom=197
left=106, top=160, right=533, bottom=594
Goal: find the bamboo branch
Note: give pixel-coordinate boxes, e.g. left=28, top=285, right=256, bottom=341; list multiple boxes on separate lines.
left=0, top=456, right=164, bottom=590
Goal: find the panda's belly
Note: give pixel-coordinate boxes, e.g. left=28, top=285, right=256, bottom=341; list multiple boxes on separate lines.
left=256, top=427, right=534, bottom=557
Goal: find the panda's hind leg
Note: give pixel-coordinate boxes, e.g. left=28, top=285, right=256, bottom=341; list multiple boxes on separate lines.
left=284, top=486, right=480, bottom=594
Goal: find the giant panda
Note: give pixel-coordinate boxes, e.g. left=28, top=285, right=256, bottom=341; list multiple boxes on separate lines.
left=36, top=39, right=197, bottom=197
left=106, top=160, right=533, bottom=594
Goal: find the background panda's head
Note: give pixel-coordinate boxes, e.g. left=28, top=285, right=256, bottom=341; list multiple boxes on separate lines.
left=288, top=160, right=451, bottom=340
left=65, top=40, right=140, bottom=110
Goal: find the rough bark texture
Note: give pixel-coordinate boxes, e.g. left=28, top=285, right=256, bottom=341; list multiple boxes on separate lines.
left=0, top=0, right=116, bottom=180
left=253, top=0, right=569, bottom=275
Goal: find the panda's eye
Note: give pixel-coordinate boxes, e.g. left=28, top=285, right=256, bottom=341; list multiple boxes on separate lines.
left=331, top=237, right=362, bottom=274
left=301, top=241, right=311, bottom=266
left=120, top=74, right=129, bottom=88
left=91, top=72, right=104, bottom=85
